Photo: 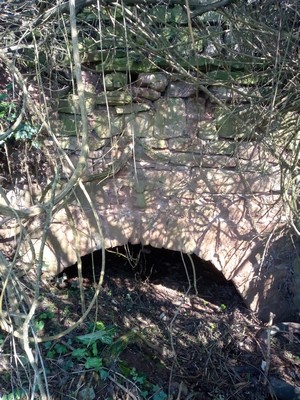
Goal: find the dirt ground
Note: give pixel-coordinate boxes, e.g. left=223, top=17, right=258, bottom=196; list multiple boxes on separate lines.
left=1, top=245, right=299, bottom=399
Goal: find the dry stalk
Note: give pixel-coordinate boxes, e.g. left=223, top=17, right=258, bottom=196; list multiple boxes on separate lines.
left=167, top=249, right=193, bottom=396
left=108, top=371, right=143, bottom=400
left=64, top=205, right=86, bottom=314
left=21, top=169, right=59, bottom=399
left=263, top=312, right=275, bottom=385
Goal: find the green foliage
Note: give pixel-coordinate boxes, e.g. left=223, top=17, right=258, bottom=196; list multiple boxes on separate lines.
left=38, top=310, right=55, bottom=320
left=130, top=367, right=146, bottom=385
left=1, top=389, right=27, bottom=400
left=34, top=320, right=45, bottom=332
left=43, top=321, right=168, bottom=396
left=0, top=93, right=16, bottom=122
left=45, top=342, right=68, bottom=359
left=119, top=364, right=167, bottom=399
left=70, top=321, right=118, bottom=373
left=0, top=333, right=5, bottom=346
left=152, top=386, right=168, bottom=400
left=0, top=90, right=39, bottom=145
left=43, top=321, right=118, bottom=372
left=14, top=123, right=38, bottom=141
left=84, top=357, right=102, bottom=370
left=76, top=325, right=116, bottom=346
left=71, top=347, right=89, bottom=359
left=35, top=310, right=55, bottom=333
left=54, top=343, right=68, bottom=355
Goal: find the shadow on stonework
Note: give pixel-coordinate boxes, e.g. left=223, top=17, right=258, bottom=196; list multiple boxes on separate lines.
left=236, top=234, right=300, bottom=323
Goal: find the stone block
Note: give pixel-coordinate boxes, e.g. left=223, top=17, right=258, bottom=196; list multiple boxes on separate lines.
left=204, top=140, right=237, bottom=155
left=201, top=26, right=224, bottom=57
left=125, top=112, right=154, bottom=138
left=104, top=72, right=127, bottom=90
left=58, top=93, right=95, bottom=114
left=56, top=136, right=80, bottom=151
left=140, top=137, right=168, bottom=149
left=116, top=103, right=151, bottom=114
left=150, top=4, right=187, bottom=25
left=168, top=82, right=197, bottom=98
left=153, top=98, right=186, bottom=138
left=95, top=90, right=132, bottom=105
left=57, top=113, right=82, bottom=136
left=215, top=107, right=256, bottom=139
left=161, top=27, right=203, bottom=56
left=186, top=97, right=216, bottom=139
left=209, top=86, right=259, bottom=103
left=276, top=111, right=300, bottom=151
left=168, top=137, right=202, bottom=151
left=91, top=109, right=124, bottom=139
left=197, top=120, right=218, bottom=140
left=131, top=86, right=161, bottom=101
left=136, top=73, right=168, bottom=92
left=78, top=37, right=98, bottom=55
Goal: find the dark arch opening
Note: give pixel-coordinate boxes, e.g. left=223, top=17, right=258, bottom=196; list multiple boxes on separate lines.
left=52, top=244, right=299, bottom=400
left=56, top=243, right=244, bottom=309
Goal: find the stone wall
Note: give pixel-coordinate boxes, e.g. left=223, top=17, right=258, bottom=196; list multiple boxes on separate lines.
left=23, top=67, right=295, bottom=322
left=1, top=2, right=299, bottom=322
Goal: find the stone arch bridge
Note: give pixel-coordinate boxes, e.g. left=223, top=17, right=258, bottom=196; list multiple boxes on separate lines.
left=1, top=71, right=298, bottom=322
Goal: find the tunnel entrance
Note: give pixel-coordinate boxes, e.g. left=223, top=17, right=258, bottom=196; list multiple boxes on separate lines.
left=50, top=244, right=299, bottom=399
left=57, top=243, right=243, bottom=309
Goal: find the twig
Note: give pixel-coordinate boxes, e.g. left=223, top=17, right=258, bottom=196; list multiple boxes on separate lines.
left=108, top=374, right=139, bottom=400
left=263, top=312, right=275, bottom=385
left=187, top=253, right=198, bottom=296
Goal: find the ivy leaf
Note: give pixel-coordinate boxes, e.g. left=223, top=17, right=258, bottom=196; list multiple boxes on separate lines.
left=54, top=343, right=68, bottom=354
left=35, top=320, right=44, bottom=331
left=1, top=389, right=26, bottom=400
left=99, top=369, right=109, bottom=380
left=84, top=357, right=102, bottom=370
left=76, top=330, right=114, bottom=346
left=153, top=391, right=167, bottom=400
left=72, top=348, right=88, bottom=360
left=92, top=341, right=98, bottom=356
left=94, top=321, right=106, bottom=330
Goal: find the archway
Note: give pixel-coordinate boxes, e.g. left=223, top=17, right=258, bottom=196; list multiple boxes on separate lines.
left=56, top=243, right=244, bottom=311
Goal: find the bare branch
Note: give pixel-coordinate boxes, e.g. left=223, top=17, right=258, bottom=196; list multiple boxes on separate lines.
left=35, top=0, right=236, bottom=26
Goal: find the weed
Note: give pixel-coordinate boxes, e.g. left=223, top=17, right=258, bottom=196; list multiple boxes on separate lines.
left=130, top=367, right=146, bottom=385
left=0, top=93, right=16, bottom=121
left=70, top=321, right=118, bottom=373
left=42, top=321, right=168, bottom=397
left=119, top=364, right=167, bottom=399
left=0, top=389, right=27, bottom=400
left=14, top=123, right=39, bottom=142
left=152, top=386, right=168, bottom=400
left=44, top=342, right=68, bottom=359
left=34, top=309, right=55, bottom=333
left=0, top=91, right=39, bottom=145
left=63, top=306, right=71, bottom=317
